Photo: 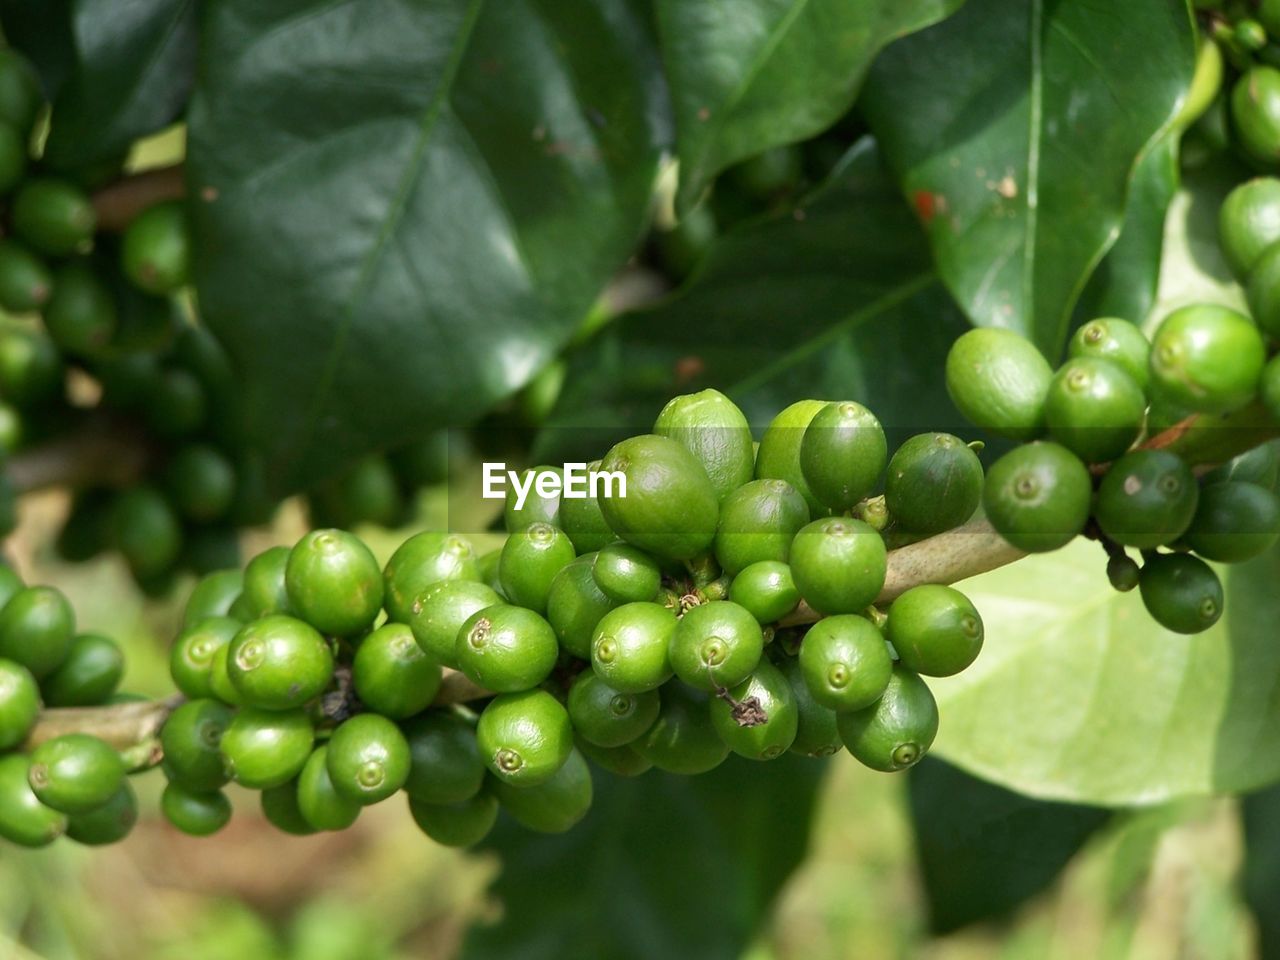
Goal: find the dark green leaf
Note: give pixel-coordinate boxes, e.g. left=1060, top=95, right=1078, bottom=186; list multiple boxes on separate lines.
left=658, top=0, right=964, bottom=212
left=1075, top=133, right=1180, bottom=324
left=41, top=0, right=196, bottom=171
left=909, top=756, right=1109, bottom=934
left=932, top=541, right=1280, bottom=805
left=188, top=0, right=668, bottom=493
left=861, top=0, right=1196, bottom=357
left=541, top=140, right=970, bottom=461
left=464, top=755, right=826, bottom=960
left=1242, top=784, right=1280, bottom=958
left=0, top=0, right=76, bottom=98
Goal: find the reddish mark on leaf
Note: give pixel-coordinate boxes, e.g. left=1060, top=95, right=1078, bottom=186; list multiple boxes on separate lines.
left=675, top=356, right=705, bottom=384
left=697, top=107, right=711, bottom=122
left=913, top=190, right=946, bottom=224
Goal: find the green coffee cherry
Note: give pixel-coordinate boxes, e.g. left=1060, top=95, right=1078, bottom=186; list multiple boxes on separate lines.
left=710, top=660, right=798, bottom=761
left=492, top=747, right=594, bottom=834
left=27, top=734, right=125, bottom=814
left=352, top=622, right=442, bottom=719
left=1150, top=305, right=1264, bottom=415
left=260, top=780, right=317, bottom=836
left=408, top=579, right=502, bottom=668
left=1068, top=317, right=1151, bottom=390
left=310, top=455, right=403, bottom=528
left=1246, top=241, right=1280, bottom=339
left=779, top=656, right=842, bottom=758
left=728, top=561, right=800, bottom=624
left=0, top=585, right=74, bottom=680
left=326, top=714, right=411, bottom=805
left=161, top=698, right=234, bottom=793
left=946, top=328, right=1052, bottom=441
left=592, top=541, right=661, bottom=604
left=227, top=615, right=334, bottom=710
left=408, top=791, right=498, bottom=847
left=799, top=401, right=888, bottom=512
left=66, top=782, right=138, bottom=846
left=1044, top=357, right=1145, bottom=463
left=669, top=600, right=763, bottom=692
left=1184, top=481, right=1280, bottom=563
left=576, top=738, right=653, bottom=777
left=184, top=570, right=244, bottom=628
left=499, top=521, right=576, bottom=613
left=1264, top=355, right=1280, bottom=421
left=714, top=478, right=809, bottom=576
left=144, top=367, right=207, bottom=439
left=220, top=707, right=314, bottom=789
left=545, top=556, right=616, bottom=659
left=164, top=444, right=237, bottom=523
left=756, top=400, right=830, bottom=517
left=383, top=532, right=479, bottom=624
left=886, top=585, right=983, bottom=677
left=161, top=782, right=232, bottom=836
left=110, top=487, right=183, bottom=580
left=0, top=51, right=38, bottom=136
left=402, top=711, right=486, bottom=805
left=285, top=529, right=384, bottom=636
left=208, top=642, right=245, bottom=706
left=1220, top=178, right=1280, bottom=279
left=1139, top=553, right=1224, bottom=634
left=503, top=465, right=562, bottom=532
left=653, top=388, right=755, bottom=502
left=122, top=200, right=190, bottom=294
left=567, top=669, right=659, bottom=748
left=590, top=601, right=676, bottom=694
left=1095, top=449, right=1199, bottom=549
left=0, top=326, right=62, bottom=408
left=456, top=603, right=559, bottom=693
left=634, top=683, right=729, bottom=775
left=798, top=614, right=892, bottom=711
left=0, top=754, right=66, bottom=847
left=1174, top=37, right=1224, bottom=132
left=476, top=689, right=573, bottom=787
left=12, top=179, right=95, bottom=256
left=41, top=633, right=123, bottom=706
left=170, top=616, right=239, bottom=700
left=1233, top=67, right=1280, bottom=163
left=599, top=434, right=719, bottom=562
left=982, top=442, right=1091, bottom=553
left=45, top=262, right=117, bottom=356
left=0, top=122, right=22, bottom=195
left=0, top=240, right=50, bottom=312
left=0, top=658, right=38, bottom=750
left=559, top=459, right=616, bottom=554
left=836, top=666, right=938, bottom=772
left=298, top=745, right=360, bottom=830
left=883, top=433, right=983, bottom=536
left=789, top=517, right=887, bottom=614
left=1202, top=442, right=1280, bottom=490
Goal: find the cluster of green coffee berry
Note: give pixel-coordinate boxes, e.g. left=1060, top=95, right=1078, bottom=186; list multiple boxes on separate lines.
left=949, top=290, right=1280, bottom=634
left=0, top=566, right=134, bottom=846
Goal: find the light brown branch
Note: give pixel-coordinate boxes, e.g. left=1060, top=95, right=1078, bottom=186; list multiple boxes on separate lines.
left=91, top=164, right=186, bottom=232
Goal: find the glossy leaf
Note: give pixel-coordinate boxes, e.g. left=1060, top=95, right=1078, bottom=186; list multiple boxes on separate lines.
left=1075, top=134, right=1179, bottom=325
left=1242, top=783, right=1280, bottom=957
left=42, top=0, right=197, bottom=170
left=540, top=140, right=970, bottom=462
left=658, top=0, right=964, bottom=212
left=464, top=755, right=826, bottom=960
left=909, top=756, right=1109, bottom=933
left=187, top=0, right=668, bottom=493
left=931, top=541, right=1280, bottom=805
left=861, top=0, right=1196, bottom=357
